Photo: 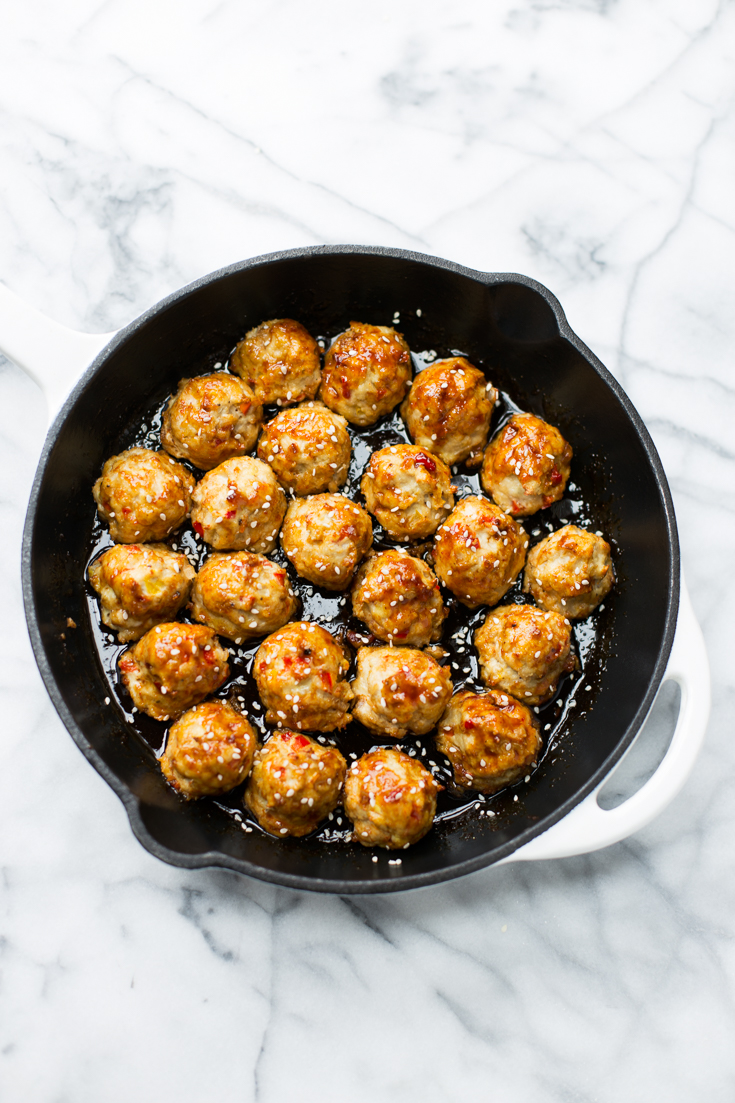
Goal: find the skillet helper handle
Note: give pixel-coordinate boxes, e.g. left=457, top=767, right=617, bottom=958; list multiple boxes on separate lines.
left=0, top=281, right=115, bottom=423
left=502, top=574, right=710, bottom=863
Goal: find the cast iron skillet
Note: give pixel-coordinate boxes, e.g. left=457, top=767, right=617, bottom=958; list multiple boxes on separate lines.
left=21, top=245, right=679, bottom=893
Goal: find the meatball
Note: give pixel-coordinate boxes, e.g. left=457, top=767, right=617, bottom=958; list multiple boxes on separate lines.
left=88, top=543, right=195, bottom=643
left=319, top=322, right=411, bottom=426
left=160, top=372, right=262, bottom=470
left=432, top=496, right=528, bottom=608
left=351, top=646, right=453, bottom=738
left=523, top=524, right=615, bottom=618
left=118, top=623, right=229, bottom=721
left=190, top=552, right=298, bottom=642
left=351, top=550, right=446, bottom=647
left=436, top=689, right=541, bottom=793
left=230, top=318, right=321, bottom=407
left=159, top=700, right=257, bottom=799
left=244, top=730, right=346, bottom=838
left=481, top=413, right=572, bottom=516
left=401, top=357, right=497, bottom=468
left=257, top=401, right=351, bottom=495
left=190, top=457, right=287, bottom=552
left=361, top=444, right=454, bottom=541
left=280, top=494, right=372, bottom=591
left=93, top=448, right=195, bottom=544
left=474, top=604, right=575, bottom=705
left=344, top=748, right=440, bottom=849
left=254, top=622, right=353, bottom=732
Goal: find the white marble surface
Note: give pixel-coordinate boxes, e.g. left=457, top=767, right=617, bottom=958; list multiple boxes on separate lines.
left=1, top=1, right=734, bottom=1099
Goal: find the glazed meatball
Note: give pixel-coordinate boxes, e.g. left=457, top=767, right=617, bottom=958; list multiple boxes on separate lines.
left=481, top=413, right=572, bottom=516
left=401, top=357, right=497, bottom=468
left=436, top=689, right=541, bottom=793
left=432, top=496, right=528, bottom=608
left=93, top=448, right=195, bottom=544
left=361, top=444, right=454, bottom=541
left=280, top=494, right=372, bottom=591
left=254, top=622, right=353, bottom=731
left=351, top=646, right=453, bottom=738
left=160, top=372, right=262, bottom=470
left=257, top=401, right=351, bottom=495
left=190, top=552, right=298, bottom=642
left=230, top=318, right=321, bottom=406
left=160, top=700, right=257, bottom=799
left=523, top=524, right=615, bottom=618
left=88, top=543, right=195, bottom=643
left=474, top=604, right=574, bottom=705
left=190, top=457, right=287, bottom=552
left=118, top=623, right=229, bottom=721
left=319, top=322, right=411, bottom=426
left=344, top=748, right=440, bottom=849
left=351, top=550, right=446, bottom=647
left=244, top=730, right=347, bottom=838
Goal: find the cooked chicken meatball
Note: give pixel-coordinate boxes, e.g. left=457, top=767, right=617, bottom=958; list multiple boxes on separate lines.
left=244, top=730, right=346, bottom=838
left=401, top=357, right=497, bottom=468
left=344, top=748, right=440, bottom=849
left=351, top=550, right=446, bottom=647
left=230, top=318, right=321, bottom=407
left=481, top=413, right=572, bottom=516
left=257, top=401, right=351, bottom=495
left=436, top=689, right=541, bottom=793
left=432, top=496, right=528, bottom=608
left=160, top=700, right=257, bottom=799
left=474, top=604, right=574, bottom=705
left=361, top=443, right=454, bottom=541
left=351, top=646, right=453, bottom=738
left=280, top=494, right=372, bottom=591
left=118, top=623, right=229, bottom=721
left=160, top=372, right=262, bottom=470
left=190, top=457, right=287, bottom=552
left=190, top=552, right=298, bottom=642
left=88, top=543, right=195, bottom=643
left=254, top=622, right=353, bottom=732
left=93, top=448, right=195, bottom=544
left=319, top=322, right=411, bottom=426
left=523, top=524, right=615, bottom=617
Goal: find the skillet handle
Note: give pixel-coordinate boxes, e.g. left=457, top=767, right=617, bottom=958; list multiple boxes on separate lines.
left=0, top=281, right=116, bottom=422
left=500, top=574, right=710, bottom=863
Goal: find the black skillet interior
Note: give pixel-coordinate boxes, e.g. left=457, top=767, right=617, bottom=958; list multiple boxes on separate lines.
left=22, top=246, right=678, bottom=892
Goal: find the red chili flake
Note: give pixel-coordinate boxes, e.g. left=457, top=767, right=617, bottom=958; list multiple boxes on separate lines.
left=319, top=670, right=333, bottom=691
left=291, top=734, right=310, bottom=749
left=119, top=658, right=135, bottom=673
left=414, top=452, right=436, bottom=473
left=225, top=508, right=237, bottom=519
left=550, top=467, right=562, bottom=485
left=464, top=719, right=476, bottom=730
left=193, top=521, right=204, bottom=536
left=202, top=648, right=216, bottom=664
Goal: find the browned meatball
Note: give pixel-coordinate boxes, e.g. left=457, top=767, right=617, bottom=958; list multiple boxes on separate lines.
left=280, top=494, right=372, bottom=591
left=436, top=689, right=540, bottom=792
left=432, top=496, right=528, bottom=608
left=361, top=444, right=454, bottom=541
left=319, top=322, right=412, bottom=426
left=401, top=357, right=497, bottom=467
left=244, top=730, right=347, bottom=837
left=254, top=622, right=353, bottom=731
left=351, top=646, right=453, bottom=738
left=160, top=372, right=263, bottom=470
left=93, top=448, right=195, bottom=543
left=190, top=552, right=298, bottom=642
left=118, top=623, right=229, bottom=721
left=159, top=700, right=257, bottom=799
left=190, top=457, right=287, bottom=552
left=523, top=525, right=615, bottom=617
left=474, top=604, right=574, bottom=705
left=344, top=748, right=440, bottom=849
left=88, top=543, right=195, bottom=643
left=257, top=402, right=351, bottom=495
left=481, top=413, right=572, bottom=516
left=351, top=549, right=446, bottom=647
left=230, top=318, right=321, bottom=407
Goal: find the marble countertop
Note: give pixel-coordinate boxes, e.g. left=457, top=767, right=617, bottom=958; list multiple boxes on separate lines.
left=1, top=2, right=733, bottom=1100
